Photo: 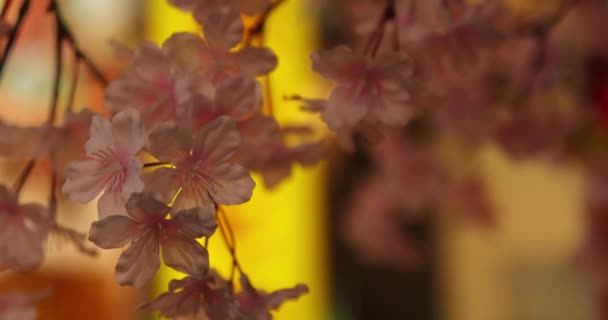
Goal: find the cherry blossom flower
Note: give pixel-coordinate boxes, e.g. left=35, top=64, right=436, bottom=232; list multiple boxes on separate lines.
left=344, top=178, right=423, bottom=270
left=142, top=272, right=308, bottom=320
left=234, top=274, right=309, bottom=320
left=180, top=76, right=262, bottom=131
left=61, top=109, right=145, bottom=219
left=0, top=185, right=52, bottom=271
left=309, top=46, right=417, bottom=138
left=88, top=192, right=217, bottom=288
left=144, top=116, right=255, bottom=212
left=162, top=5, right=277, bottom=85
left=140, top=272, right=237, bottom=319
left=236, top=115, right=325, bottom=188
left=104, top=42, right=191, bottom=129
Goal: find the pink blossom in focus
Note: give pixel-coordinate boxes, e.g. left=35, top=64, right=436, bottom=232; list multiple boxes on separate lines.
left=61, top=109, right=145, bottom=219
left=88, top=192, right=217, bottom=288
left=144, top=116, right=255, bottom=212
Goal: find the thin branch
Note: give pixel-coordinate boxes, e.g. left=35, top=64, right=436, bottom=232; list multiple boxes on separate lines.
left=1, top=0, right=13, bottom=19
left=245, top=0, right=287, bottom=45
left=65, top=51, right=80, bottom=113
left=53, top=223, right=97, bottom=256
left=0, top=0, right=31, bottom=82
left=363, top=0, right=396, bottom=57
left=13, top=159, right=34, bottom=195
left=216, top=206, right=243, bottom=282
left=143, top=162, right=172, bottom=168
left=49, top=0, right=107, bottom=86
left=48, top=10, right=63, bottom=124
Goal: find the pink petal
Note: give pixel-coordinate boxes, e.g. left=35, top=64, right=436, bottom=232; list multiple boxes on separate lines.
left=162, top=32, right=208, bottom=73
left=161, top=235, right=209, bottom=278
left=89, top=215, right=138, bottom=249
left=97, top=191, right=128, bottom=219
left=171, top=206, right=217, bottom=237
left=84, top=115, right=113, bottom=155
left=61, top=160, right=105, bottom=203
left=193, top=116, right=241, bottom=164
left=111, top=109, right=146, bottom=153
left=232, top=47, right=278, bottom=76
left=142, top=168, right=182, bottom=205
left=124, top=192, right=170, bottom=221
left=214, top=76, right=262, bottom=119
left=322, top=86, right=368, bottom=130
left=115, top=231, right=160, bottom=288
left=132, top=42, right=172, bottom=83
left=207, top=162, right=255, bottom=205
left=194, top=4, right=243, bottom=50
left=147, top=123, right=193, bottom=162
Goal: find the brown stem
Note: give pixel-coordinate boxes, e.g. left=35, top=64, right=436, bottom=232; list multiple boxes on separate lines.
left=65, top=51, right=80, bottom=113
left=0, top=0, right=31, bottom=82
left=216, top=206, right=243, bottom=282
left=1, top=0, right=13, bottom=19
left=13, top=159, right=34, bottom=195
left=363, top=0, right=396, bottom=57
left=53, top=223, right=97, bottom=256
left=143, top=161, right=171, bottom=168
left=245, top=0, right=287, bottom=45
left=48, top=9, right=63, bottom=124
left=49, top=0, right=107, bottom=86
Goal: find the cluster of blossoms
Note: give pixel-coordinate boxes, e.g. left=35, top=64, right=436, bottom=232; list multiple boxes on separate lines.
left=0, top=0, right=320, bottom=318
left=3, top=0, right=608, bottom=318
left=302, top=0, right=608, bottom=317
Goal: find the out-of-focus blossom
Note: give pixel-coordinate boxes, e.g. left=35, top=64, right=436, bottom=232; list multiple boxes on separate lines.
left=163, top=5, right=277, bottom=86
left=50, top=110, right=95, bottom=177
left=168, top=0, right=270, bottom=15
left=236, top=115, right=325, bottom=188
left=444, top=177, right=495, bottom=227
left=0, top=121, right=48, bottom=159
left=104, top=42, right=191, bottom=129
left=0, top=291, right=48, bottom=320
left=372, top=133, right=447, bottom=213
left=62, top=109, right=145, bottom=219
left=344, top=178, right=422, bottom=270
left=144, top=116, right=255, bottom=212
left=141, top=273, right=236, bottom=319
left=234, top=274, right=309, bottom=320
left=142, top=272, right=308, bottom=320
left=0, top=185, right=52, bottom=270
left=88, top=192, right=217, bottom=288
left=311, top=46, right=415, bottom=129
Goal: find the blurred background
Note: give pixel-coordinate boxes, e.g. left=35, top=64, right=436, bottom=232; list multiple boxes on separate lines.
left=0, top=0, right=596, bottom=319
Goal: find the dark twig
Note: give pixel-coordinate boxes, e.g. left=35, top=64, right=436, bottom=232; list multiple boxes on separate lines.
left=65, top=51, right=80, bottom=113
left=1, top=0, right=13, bottom=19
left=49, top=0, right=107, bottom=86
left=364, top=0, right=396, bottom=57
left=49, top=9, right=63, bottom=124
left=245, top=0, right=287, bottom=45
left=13, top=159, right=34, bottom=195
left=53, top=223, right=98, bottom=256
left=143, top=162, right=171, bottom=168
left=216, top=206, right=243, bottom=283
left=0, top=0, right=31, bottom=82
